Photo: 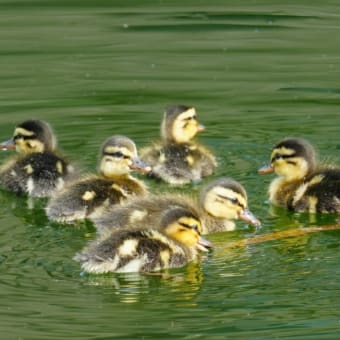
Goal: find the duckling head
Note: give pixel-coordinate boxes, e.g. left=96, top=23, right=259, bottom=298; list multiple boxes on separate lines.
left=99, top=135, right=151, bottom=178
left=161, top=207, right=212, bottom=252
left=200, top=177, right=261, bottom=226
left=258, top=138, right=316, bottom=181
left=1, top=120, right=56, bottom=154
left=161, top=105, right=205, bottom=143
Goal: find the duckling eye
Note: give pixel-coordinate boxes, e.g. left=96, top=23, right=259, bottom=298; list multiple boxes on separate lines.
left=271, top=153, right=296, bottom=162
left=190, top=224, right=199, bottom=232
left=13, top=134, right=22, bottom=141
left=105, top=151, right=130, bottom=159
left=229, top=197, right=239, bottom=205
left=114, top=151, right=124, bottom=158
left=272, top=153, right=283, bottom=161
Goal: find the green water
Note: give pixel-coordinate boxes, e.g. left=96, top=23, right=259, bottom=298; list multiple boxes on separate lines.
left=0, top=1, right=339, bottom=339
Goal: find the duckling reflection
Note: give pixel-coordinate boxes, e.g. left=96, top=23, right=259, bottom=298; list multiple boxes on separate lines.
left=0, top=119, right=75, bottom=197
left=0, top=189, right=49, bottom=230
left=140, top=105, right=217, bottom=185
left=81, top=262, right=204, bottom=305
left=46, top=135, right=150, bottom=223
left=74, top=207, right=212, bottom=274
left=93, top=177, right=260, bottom=236
left=258, top=138, right=340, bottom=213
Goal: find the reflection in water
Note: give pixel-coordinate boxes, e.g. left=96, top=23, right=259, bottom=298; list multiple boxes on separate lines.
left=80, top=262, right=204, bottom=305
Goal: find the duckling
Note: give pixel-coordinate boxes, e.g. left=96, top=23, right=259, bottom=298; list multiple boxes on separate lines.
left=46, top=135, right=150, bottom=223
left=0, top=119, right=74, bottom=197
left=258, top=138, right=340, bottom=213
left=93, top=177, right=260, bottom=236
left=140, top=105, right=217, bottom=185
left=74, top=207, right=212, bottom=274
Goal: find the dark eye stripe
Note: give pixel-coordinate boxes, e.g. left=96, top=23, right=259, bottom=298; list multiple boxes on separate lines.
left=271, top=153, right=296, bottom=162
left=104, top=151, right=130, bottom=159
left=217, top=194, right=244, bottom=208
left=178, top=222, right=201, bottom=234
left=184, top=115, right=196, bottom=121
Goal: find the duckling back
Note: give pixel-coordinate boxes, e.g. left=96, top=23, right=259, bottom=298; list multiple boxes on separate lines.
left=141, top=142, right=216, bottom=185
left=289, top=169, right=340, bottom=213
left=92, top=193, right=196, bottom=235
left=0, top=151, right=73, bottom=197
left=46, top=175, right=148, bottom=223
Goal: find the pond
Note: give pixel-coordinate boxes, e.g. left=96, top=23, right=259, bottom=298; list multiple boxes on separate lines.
left=0, top=1, right=339, bottom=339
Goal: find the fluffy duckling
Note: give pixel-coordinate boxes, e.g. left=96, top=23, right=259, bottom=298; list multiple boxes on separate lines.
left=258, top=138, right=340, bottom=213
left=74, top=207, right=212, bottom=274
left=140, top=105, right=217, bottom=185
left=93, top=177, right=260, bottom=236
left=46, top=135, right=150, bottom=223
left=0, top=119, right=74, bottom=197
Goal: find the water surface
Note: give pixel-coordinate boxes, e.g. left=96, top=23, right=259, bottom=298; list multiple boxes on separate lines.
left=0, top=1, right=339, bottom=339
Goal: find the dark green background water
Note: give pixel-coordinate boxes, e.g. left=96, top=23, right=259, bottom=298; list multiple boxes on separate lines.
left=0, top=1, right=339, bottom=339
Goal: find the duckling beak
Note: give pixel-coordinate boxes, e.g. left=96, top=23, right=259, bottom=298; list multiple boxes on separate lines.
left=0, top=138, right=16, bottom=151
left=129, top=157, right=152, bottom=174
left=239, top=208, right=261, bottom=226
left=196, top=236, right=212, bottom=252
left=258, top=164, right=274, bottom=174
left=197, top=124, right=205, bottom=133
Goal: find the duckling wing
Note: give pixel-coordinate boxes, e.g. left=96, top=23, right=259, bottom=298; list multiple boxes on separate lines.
left=0, top=152, right=72, bottom=197
left=46, top=177, right=128, bottom=223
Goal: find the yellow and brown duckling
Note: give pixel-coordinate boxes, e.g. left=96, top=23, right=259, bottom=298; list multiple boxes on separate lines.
left=93, top=177, right=260, bottom=236
left=74, top=206, right=212, bottom=274
left=258, top=137, right=340, bottom=213
left=46, top=135, right=150, bottom=223
left=140, top=105, right=217, bottom=185
left=0, top=119, right=75, bottom=197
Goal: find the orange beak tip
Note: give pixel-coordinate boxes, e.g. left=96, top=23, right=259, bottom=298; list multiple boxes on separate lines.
left=197, top=124, right=205, bottom=133
left=1, top=144, right=16, bottom=151
left=239, top=209, right=261, bottom=227
left=130, top=158, right=152, bottom=174
left=258, top=164, right=274, bottom=175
